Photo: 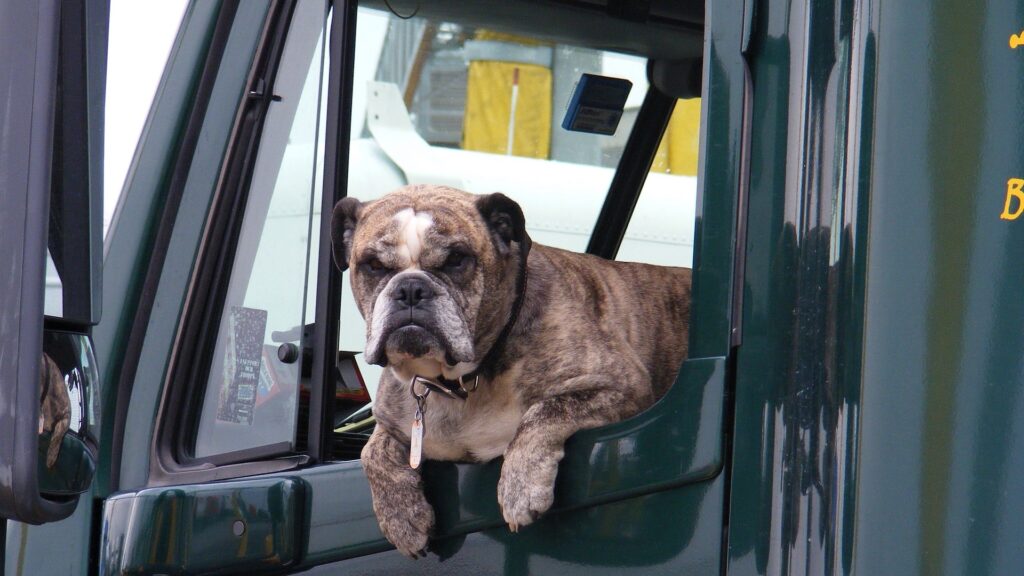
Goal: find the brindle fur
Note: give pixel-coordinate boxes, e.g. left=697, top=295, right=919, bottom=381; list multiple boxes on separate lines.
left=334, top=185, right=690, bottom=558
left=39, top=353, right=70, bottom=468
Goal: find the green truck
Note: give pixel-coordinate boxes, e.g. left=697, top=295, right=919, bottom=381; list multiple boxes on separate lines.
left=2, top=0, right=1023, bottom=574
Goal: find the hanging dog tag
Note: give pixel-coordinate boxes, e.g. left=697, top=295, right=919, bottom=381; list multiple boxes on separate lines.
left=409, top=410, right=424, bottom=469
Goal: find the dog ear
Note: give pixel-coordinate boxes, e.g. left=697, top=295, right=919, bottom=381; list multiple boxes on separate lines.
left=475, top=192, right=529, bottom=256
left=332, top=196, right=363, bottom=271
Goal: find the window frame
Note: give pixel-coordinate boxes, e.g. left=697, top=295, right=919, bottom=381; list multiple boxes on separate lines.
left=307, top=0, right=359, bottom=464
left=184, top=0, right=332, bottom=464
left=151, top=0, right=317, bottom=483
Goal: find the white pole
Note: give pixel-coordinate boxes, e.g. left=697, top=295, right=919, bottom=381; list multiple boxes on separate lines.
left=507, top=67, right=520, bottom=155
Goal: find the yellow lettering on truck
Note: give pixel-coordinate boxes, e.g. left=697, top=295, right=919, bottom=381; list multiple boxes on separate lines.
left=1001, top=178, right=1024, bottom=221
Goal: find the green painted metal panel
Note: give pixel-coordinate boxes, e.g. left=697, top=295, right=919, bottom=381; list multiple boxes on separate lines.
left=100, top=477, right=305, bottom=575
left=94, top=0, right=223, bottom=497
left=726, top=0, right=1024, bottom=574
left=291, top=356, right=725, bottom=568
left=725, top=0, right=865, bottom=573
left=690, top=0, right=748, bottom=360
left=854, top=1, right=1024, bottom=575
left=306, top=478, right=725, bottom=575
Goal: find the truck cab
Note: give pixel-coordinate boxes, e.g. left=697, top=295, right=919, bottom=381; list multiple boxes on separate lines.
left=3, top=0, right=1024, bottom=575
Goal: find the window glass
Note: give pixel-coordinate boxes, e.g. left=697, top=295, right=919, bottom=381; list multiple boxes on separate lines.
left=44, top=251, right=63, bottom=317
left=194, top=0, right=328, bottom=459
left=329, top=7, right=701, bottom=443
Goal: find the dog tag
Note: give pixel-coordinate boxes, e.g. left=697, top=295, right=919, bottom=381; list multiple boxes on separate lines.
left=409, top=412, right=424, bottom=469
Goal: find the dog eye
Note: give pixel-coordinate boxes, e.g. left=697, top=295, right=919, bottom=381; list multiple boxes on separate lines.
left=362, top=257, right=388, bottom=274
left=443, top=251, right=470, bottom=271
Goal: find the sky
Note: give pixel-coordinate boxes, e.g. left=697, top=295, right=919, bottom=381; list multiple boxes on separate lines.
left=104, top=0, right=188, bottom=233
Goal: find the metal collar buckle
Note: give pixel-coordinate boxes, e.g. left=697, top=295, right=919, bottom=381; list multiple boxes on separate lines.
left=409, top=374, right=479, bottom=401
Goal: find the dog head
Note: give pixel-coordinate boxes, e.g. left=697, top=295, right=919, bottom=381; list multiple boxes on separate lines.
left=332, top=185, right=528, bottom=382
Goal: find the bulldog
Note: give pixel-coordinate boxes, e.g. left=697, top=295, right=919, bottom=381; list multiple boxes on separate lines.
left=332, top=184, right=691, bottom=558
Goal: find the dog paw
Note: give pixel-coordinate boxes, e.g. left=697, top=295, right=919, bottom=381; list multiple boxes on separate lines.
left=375, top=492, right=435, bottom=558
left=497, top=453, right=558, bottom=532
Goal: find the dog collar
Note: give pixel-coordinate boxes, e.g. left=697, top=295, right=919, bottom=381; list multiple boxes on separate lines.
left=409, top=373, right=479, bottom=400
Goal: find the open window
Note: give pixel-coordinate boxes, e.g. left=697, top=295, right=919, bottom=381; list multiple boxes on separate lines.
left=153, top=0, right=723, bottom=484
left=156, top=0, right=712, bottom=472
left=328, top=5, right=705, bottom=456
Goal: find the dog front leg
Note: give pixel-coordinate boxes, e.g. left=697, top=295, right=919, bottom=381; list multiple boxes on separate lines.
left=497, top=384, right=649, bottom=531
left=362, top=426, right=435, bottom=558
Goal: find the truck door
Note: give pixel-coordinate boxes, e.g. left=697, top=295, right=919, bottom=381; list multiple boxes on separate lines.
left=95, top=0, right=748, bottom=574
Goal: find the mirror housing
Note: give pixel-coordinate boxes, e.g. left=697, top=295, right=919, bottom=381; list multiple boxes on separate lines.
left=0, top=0, right=107, bottom=524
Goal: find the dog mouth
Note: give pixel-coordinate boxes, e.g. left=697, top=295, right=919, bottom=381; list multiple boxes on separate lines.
left=367, top=320, right=469, bottom=367
left=387, top=325, right=442, bottom=359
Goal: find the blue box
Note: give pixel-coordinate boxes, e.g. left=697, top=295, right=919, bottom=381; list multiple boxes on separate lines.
left=561, top=73, right=634, bottom=135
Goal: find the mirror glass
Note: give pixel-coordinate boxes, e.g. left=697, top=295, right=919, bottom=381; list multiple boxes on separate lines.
left=37, top=331, right=99, bottom=497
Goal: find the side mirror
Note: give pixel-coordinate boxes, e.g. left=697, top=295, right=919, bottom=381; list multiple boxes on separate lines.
left=0, top=0, right=107, bottom=524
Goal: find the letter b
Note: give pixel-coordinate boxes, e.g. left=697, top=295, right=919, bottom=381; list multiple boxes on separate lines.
left=1001, top=178, right=1024, bottom=221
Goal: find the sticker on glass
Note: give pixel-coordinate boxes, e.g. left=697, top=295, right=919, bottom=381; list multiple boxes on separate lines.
left=217, top=306, right=268, bottom=425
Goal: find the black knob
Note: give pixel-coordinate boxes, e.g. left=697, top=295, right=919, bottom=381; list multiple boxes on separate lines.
left=278, top=342, right=300, bottom=364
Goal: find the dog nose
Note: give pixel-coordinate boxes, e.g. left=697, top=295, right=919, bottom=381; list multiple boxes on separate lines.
left=394, top=277, right=434, bottom=308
